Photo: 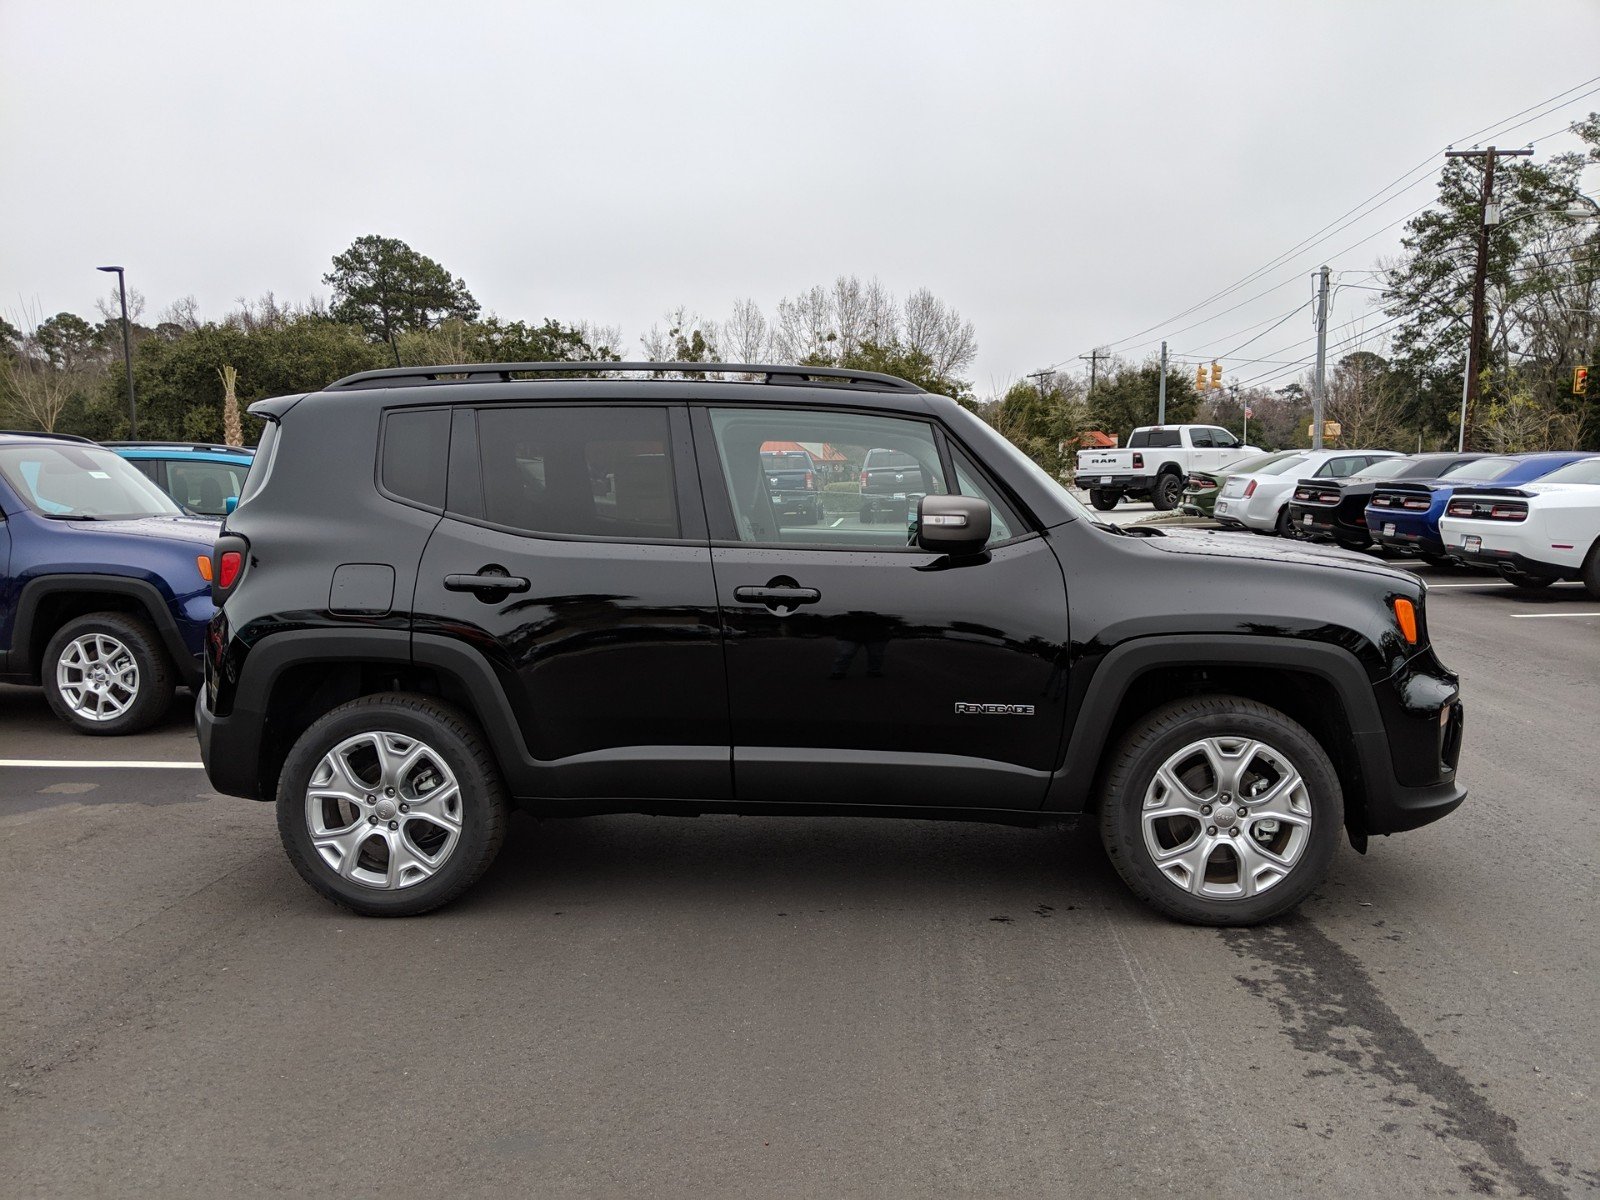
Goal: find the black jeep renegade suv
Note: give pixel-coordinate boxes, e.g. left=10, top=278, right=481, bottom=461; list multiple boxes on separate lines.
left=196, top=362, right=1465, bottom=925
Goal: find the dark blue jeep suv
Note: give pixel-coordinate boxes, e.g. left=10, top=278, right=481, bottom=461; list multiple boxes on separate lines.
left=0, top=431, right=219, bottom=734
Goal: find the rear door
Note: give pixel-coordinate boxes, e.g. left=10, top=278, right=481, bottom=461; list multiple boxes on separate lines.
left=412, top=402, right=730, bottom=801
left=694, top=404, right=1071, bottom=811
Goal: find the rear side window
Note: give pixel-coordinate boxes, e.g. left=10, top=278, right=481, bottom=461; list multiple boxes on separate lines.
left=382, top=408, right=451, bottom=510
left=474, top=406, right=678, bottom=540
left=1129, top=428, right=1181, bottom=448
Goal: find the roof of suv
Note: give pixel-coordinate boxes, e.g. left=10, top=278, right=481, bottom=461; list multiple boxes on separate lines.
left=324, top=362, right=927, bottom=394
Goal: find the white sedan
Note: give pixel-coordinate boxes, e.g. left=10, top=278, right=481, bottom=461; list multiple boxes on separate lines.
left=1439, top=455, right=1600, bottom=594
left=1214, top=449, right=1402, bottom=535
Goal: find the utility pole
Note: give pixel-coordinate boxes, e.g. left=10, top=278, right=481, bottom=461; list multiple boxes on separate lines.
left=1025, top=370, right=1051, bottom=402
left=1444, top=145, right=1532, bottom=450
left=1311, top=265, right=1330, bottom=450
left=1157, top=341, right=1168, bottom=424
left=1078, top=349, right=1108, bottom=394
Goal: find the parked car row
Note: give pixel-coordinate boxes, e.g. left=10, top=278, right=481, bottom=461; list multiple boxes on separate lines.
left=0, top=432, right=254, bottom=736
left=1180, top=442, right=1600, bottom=598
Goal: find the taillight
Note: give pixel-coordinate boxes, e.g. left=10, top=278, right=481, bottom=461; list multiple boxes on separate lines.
left=211, top=535, right=249, bottom=604
left=1371, top=495, right=1391, bottom=507
left=1446, top=501, right=1474, bottom=517
left=1293, top=487, right=1312, bottom=501
left=1243, top=480, right=1257, bottom=498
left=1401, top=496, right=1430, bottom=510
left=804, top=471, right=814, bottom=489
left=1132, top=453, right=1144, bottom=470
left=1491, top=504, right=1526, bottom=521
left=860, top=470, right=868, bottom=488
left=1189, top=475, right=1208, bottom=489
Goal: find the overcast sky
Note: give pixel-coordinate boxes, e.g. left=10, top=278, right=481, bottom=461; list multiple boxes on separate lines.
left=4, top=1, right=1599, bottom=394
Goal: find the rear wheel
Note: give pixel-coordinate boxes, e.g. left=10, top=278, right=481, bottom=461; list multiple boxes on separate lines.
left=42, top=612, right=174, bottom=736
left=276, top=694, right=509, bottom=917
left=1497, top=563, right=1555, bottom=590
left=1089, top=490, right=1119, bottom=512
left=1098, top=695, right=1343, bottom=926
left=1581, top=541, right=1600, bottom=600
left=1152, top=473, right=1183, bottom=511
left=1274, top=506, right=1294, bottom=537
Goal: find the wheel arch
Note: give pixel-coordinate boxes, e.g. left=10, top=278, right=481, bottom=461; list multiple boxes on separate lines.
left=1045, top=636, right=1386, bottom=845
left=14, top=575, right=191, bottom=685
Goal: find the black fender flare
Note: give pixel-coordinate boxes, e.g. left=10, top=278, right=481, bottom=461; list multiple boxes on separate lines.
left=1042, top=634, right=1385, bottom=815
left=12, top=574, right=197, bottom=685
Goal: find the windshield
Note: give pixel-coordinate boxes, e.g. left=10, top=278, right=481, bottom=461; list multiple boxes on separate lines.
left=1446, top=456, right=1519, bottom=482
left=1254, top=455, right=1310, bottom=477
left=1533, top=457, right=1600, bottom=485
left=1351, top=457, right=1416, bottom=481
left=0, top=443, right=183, bottom=520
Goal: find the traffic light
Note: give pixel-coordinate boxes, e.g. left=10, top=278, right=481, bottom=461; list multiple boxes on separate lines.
left=1576, top=366, right=1590, bottom=396
left=1195, top=364, right=1207, bottom=390
left=1210, top=361, right=1222, bottom=388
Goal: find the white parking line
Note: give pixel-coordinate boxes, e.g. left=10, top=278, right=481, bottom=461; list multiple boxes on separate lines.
left=831, top=517, right=844, bottom=527
left=1422, top=581, right=1578, bottom=590
left=0, top=759, right=205, bottom=769
left=1509, top=612, right=1600, bottom=620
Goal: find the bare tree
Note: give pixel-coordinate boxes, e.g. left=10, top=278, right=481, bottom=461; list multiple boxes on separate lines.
left=0, top=309, right=74, bottom=431
left=901, top=288, right=977, bottom=378
left=95, top=286, right=146, bottom=324
left=160, top=295, right=203, bottom=332
left=773, top=286, right=834, bottom=362
left=720, top=298, right=773, bottom=366
left=641, top=307, right=720, bottom=376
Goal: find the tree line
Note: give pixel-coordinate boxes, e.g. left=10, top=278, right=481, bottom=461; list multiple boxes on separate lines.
left=4, top=116, right=1595, bottom=464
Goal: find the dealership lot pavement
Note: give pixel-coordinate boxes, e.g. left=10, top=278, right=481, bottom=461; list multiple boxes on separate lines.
left=2, top=563, right=1596, bottom=1198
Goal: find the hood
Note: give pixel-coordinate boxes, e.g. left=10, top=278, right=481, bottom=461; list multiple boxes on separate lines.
left=1130, top=526, right=1417, bottom=585
left=51, top=514, right=220, bottom=550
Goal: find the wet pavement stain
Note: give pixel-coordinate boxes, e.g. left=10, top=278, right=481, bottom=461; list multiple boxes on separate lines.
left=1222, top=916, right=1566, bottom=1200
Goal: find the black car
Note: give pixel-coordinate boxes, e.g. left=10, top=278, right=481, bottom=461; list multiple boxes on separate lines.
left=759, top=449, right=823, bottom=525
left=1287, top=453, right=1487, bottom=550
left=197, top=361, right=1465, bottom=926
left=859, top=447, right=932, bottom=524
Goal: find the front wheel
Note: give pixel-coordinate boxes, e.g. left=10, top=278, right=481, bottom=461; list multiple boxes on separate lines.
left=1098, top=696, right=1343, bottom=926
left=42, top=612, right=174, bottom=736
left=276, top=694, right=509, bottom=916
left=1151, top=474, right=1183, bottom=511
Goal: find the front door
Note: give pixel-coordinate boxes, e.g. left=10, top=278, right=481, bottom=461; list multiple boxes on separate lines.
left=694, top=405, right=1070, bottom=811
left=412, top=403, right=729, bottom=801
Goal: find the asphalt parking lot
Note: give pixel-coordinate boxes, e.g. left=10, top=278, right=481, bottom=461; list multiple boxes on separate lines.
left=2, top=556, right=1597, bottom=1198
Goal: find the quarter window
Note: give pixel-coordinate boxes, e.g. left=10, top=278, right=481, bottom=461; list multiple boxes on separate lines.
left=382, top=408, right=450, bottom=510
left=474, top=406, right=679, bottom=540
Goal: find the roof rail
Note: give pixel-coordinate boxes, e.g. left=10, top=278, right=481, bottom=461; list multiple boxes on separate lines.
left=102, top=440, right=254, bottom=454
left=325, top=362, right=926, bottom=394
left=0, top=429, right=96, bottom=444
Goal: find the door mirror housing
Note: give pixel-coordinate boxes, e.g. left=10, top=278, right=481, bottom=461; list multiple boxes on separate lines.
left=916, top=494, right=991, bottom=555
left=224, top=495, right=239, bottom=515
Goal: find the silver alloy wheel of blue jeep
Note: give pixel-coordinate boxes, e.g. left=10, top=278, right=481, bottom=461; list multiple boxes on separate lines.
left=304, top=731, right=464, bottom=890
left=1140, top=735, right=1313, bottom=900
left=55, top=632, right=140, bottom=722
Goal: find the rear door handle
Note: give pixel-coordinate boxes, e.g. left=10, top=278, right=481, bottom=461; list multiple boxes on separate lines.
left=733, top=586, right=820, bottom=606
left=445, top=572, right=531, bottom=593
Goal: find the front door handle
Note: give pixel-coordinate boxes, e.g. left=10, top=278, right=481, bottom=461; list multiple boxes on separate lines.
left=444, top=571, right=531, bottom=594
left=732, top=585, right=819, bottom=604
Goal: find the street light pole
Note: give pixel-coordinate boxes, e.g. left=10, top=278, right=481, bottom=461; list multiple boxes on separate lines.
left=97, top=265, right=137, bottom=438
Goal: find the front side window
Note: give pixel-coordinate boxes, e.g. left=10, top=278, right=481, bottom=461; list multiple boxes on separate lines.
left=474, top=405, right=678, bottom=540
left=708, top=408, right=947, bottom=548
left=1190, top=429, right=1214, bottom=448
left=1211, top=427, right=1238, bottom=447
left=0, top=443, right=181, bottom=520
left=165, top=460, right=248, bottom=516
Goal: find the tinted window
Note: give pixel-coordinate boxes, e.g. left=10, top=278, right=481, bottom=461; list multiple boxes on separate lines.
left=1446, top=456, right=1519, bottom=482
left=166, top=460, right=247, bottom=516
left=709, top=408, right=945, bottom=547
left=1533, top=457, right=1600, bottom=485
left=1129, top=428, right=1181, bottom=448
left=1355, top=457, right=1419, bottom=481
left=382, top=409, right=450, bottom=509
left=1323, top=455, right=1373, bottom=478
left=1189, top=428, right=1214, bottom=448
left=1211, top=427, right=1239, bottom=447
left=475, top=406, right=678, bottom=540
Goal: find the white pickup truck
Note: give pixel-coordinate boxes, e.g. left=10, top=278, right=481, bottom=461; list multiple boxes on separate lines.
left=1076, top=424, right=1261, bottom=511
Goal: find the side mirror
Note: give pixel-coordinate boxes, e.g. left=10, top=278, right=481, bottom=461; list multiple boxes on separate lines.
left=224, top=495, right=239, bottom=515
left=916, top=494, right=991, bottom=556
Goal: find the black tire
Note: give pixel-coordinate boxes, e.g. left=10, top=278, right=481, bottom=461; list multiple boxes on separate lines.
left=276, top=693, right=509, bottom=917
left=1274, top=506, right=1295, bottom=537
left=1496, top=563, right=1554, bottom=590
left=41, top=611, right=174, bottom=736
left=1097, top=695, right=1343, bottom=926
left=860, top=505, right=877, bottom=524
left=1089, top=490, right=1119, bottom=512
left=1151, top=473, right=1183, bottom=512
left=1583, top=541, right=1600, bottom=601
left=1421, top=553, right=1454, bottom=569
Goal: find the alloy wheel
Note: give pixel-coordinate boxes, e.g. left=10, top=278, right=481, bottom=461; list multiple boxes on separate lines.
left=55, top=633, right=140, bottom=722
